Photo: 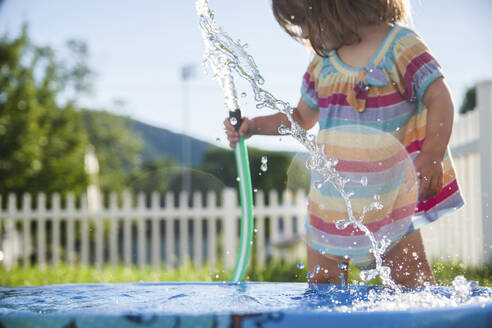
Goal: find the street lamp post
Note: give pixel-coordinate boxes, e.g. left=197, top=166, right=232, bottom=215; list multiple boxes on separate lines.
left=181, top=64, right=197, bottom=195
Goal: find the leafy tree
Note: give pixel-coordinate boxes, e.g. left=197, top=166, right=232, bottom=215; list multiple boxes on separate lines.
left=127, top=158, right=178, bottom=195
left=459, top=86, right=476, bottom=114
left=0, top=27, right=88, bottom=196
left=127, top=158, right=225, bottom=202
left=81, top=109, right=143, bottom=194
left=200, top=147, right=294, bottom=194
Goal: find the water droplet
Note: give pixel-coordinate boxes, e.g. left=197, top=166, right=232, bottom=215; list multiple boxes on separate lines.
left=229, top=117, right=237, bottom=125
left=335, top=220, right=350, bottom=230
left=360, top=176, right=368, bottom=186
left=253, top=188, right=258, bottom=193
left=338, top=262, right=347, bottom=271
left=378, top=162, right=383, bottom=166
left=278, top=124, right=291, bottom=135
left=307, top=272, right=314, bottom=279
left=253, top=227, right=258, bottom=233
left=360, top=269, right=377, bottom=281
left=216, top=137, right=220, bottom=141
left=297, top=262, right=304, bottom=270
left=260, top=163, right=268, bottom=172
left=324, top=269, right=328, bottom=274
left=261, top=155, right=268, bottom=164
left=241, top=92, right=247, bottom=98
left=290, top=15, right=295, bottom=20
left=373, top=201, right=383, bottom=210
left=412, top=252, right=419, bottom=260
left=314, top=265, right=321, bottom=274
left=236, top=177, right=240, bottom=181
left=215, top=274, right=219, bottom=278
left=380, top=266, right=391, bottom=278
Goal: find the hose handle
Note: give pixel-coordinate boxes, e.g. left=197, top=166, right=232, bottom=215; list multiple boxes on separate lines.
left=229, top=109, right=243, bottom=133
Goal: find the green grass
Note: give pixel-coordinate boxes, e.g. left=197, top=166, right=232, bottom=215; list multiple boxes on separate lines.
left=432, top=261, right=492, bottom=286
left=1, top=260, right=490, bottom=287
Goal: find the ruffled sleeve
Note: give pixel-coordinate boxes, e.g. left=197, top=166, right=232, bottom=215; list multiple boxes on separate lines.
left=300, top=56, right=321, bottom=109
left=390, top=30, right=444, bottom=102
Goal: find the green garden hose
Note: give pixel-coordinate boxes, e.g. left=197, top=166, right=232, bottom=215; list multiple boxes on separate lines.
left=229, top=109, right=254, bottom=283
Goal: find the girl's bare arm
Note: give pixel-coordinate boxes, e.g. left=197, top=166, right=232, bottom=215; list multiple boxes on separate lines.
left=414, top=78, right=454, bottom=200
left=224, top=98, right=319, bottom=148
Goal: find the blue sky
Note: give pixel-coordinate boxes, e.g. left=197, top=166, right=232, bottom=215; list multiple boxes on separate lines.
left=1, top=0, right=491, bottom=151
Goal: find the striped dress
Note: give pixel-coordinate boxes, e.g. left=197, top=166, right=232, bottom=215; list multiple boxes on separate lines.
left=301, top=24, right=464, bottom=267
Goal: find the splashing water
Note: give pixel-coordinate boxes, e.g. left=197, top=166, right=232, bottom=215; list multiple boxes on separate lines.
left=260, top=155, right=268, bottom=172
left=196, top=0, right=397, bottom=290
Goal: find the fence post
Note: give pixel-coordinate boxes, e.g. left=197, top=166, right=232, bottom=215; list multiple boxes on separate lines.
left=22, top=193, right=31, bottom=267
left=179, top=191, right=189, bottom=267
left=283, top=190, right=294, bottom=241
left=223, top=188, right=237, bottom=270
left=165, top=192, right=175, bottom=270
left=109, top=193, right=118, bottom=267
left=151, top=192, right=161, bottom=270
left=255, top=190, right=266, bottom=267
left=66, top=193, right=75, bottom=266
left=269, top=189, right=280, bottom=260
left=206, top=191, right=217, bottom=270
left=94, top=194, right=104, bottom=270
left=36, top=193, right=47, bottom=269
left=81, top=194, right=89, bottom=266
left=137, top=192, right=146, bottom=268
left=51, top=193, right=61, bottom=267
left=193, top=191, right=203, bottom=269
left=4, top=194, right=17, bottom=270
left=478, top=80, right=492, bottom=264
left=296, top=189, right=307, bottom=236
left=123, top=191, right=132, bottom=267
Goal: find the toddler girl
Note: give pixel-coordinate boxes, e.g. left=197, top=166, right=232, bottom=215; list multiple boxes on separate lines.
left=224, top=0, right=464, bottom=288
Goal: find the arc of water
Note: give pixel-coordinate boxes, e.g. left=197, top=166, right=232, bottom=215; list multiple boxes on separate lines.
left=196, top=1, right=254, bottom=282
left=196, top=0, right=399, bottom=290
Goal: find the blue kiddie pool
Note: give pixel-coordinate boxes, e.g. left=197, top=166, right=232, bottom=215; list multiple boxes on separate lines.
left=1, top=282, right=492, bottom=328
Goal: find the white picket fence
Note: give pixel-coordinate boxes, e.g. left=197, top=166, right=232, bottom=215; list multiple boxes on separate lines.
left=0, top=188, right=307, bottom=270
left=421, top=81, right=492, bottom=266
left=1, top=82, right=492, bottom=270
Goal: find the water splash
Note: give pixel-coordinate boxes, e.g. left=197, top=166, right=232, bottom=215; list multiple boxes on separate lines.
left=260, top=155, right=268, bottom=172
left=196, top=0, right=396, bottom=291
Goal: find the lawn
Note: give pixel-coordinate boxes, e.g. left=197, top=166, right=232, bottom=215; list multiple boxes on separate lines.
left=1, top=260, right=490, bottom=287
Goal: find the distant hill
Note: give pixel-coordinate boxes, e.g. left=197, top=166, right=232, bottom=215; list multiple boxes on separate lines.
left=125, top=118, right=218, bottom=166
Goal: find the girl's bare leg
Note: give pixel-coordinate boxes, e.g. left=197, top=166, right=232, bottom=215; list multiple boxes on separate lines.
left=307, top=245, right=349, bottom=284
left=383, top=229, right=435, bottom=288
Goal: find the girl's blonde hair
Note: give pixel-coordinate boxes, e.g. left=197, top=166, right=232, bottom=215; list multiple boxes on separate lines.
left=272, top=0, right=408, bottom=56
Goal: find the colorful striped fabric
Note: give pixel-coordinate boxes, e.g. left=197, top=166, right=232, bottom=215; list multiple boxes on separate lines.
left=301, top=24, right=464, bottom=267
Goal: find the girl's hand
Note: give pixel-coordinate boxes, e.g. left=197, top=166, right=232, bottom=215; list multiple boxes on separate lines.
left=413, top=151, right=444, bottom=202
left=223, top=117, right=254, bottom=148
